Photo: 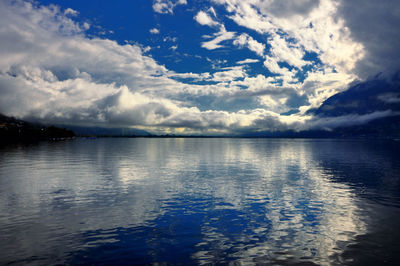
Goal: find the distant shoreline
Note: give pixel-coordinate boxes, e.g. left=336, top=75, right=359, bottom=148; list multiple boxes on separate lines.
left=2, top=113, right=399, bottom=142
left=77, top=135, right=400, bottom=140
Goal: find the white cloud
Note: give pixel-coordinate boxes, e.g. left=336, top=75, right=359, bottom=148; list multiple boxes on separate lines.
left=152, top=0, right=187, bottom=14
left=194, top=11, right=219, bottom=27
left=300, top=69, right=355, bottom=111
left=167, top=72, right=211, bottom=81
left=64, top=8, right=78, bottom=16
left=220, top=1, right=276, bottom=34
left=211, top=66, right=247, bottom=82
left=267, top=33, right=307, bottom=69
left=194, top=8, right=241, bottom=52
left=236, top=59, right=259, bottom=64
left=0, top=0, right=266, bottom=133
left=82, top=22, right=90, bottom=30
left=263, top=57, right=282, bottom=74
left=263, top=56, right=297, bottom=85
left=149, top=28, right=160, bottom=34
left=211, top=0, right=364, bottom=75
left=163, top=36, right=177, bottom=42
left=206, top=57, right=228, bottom=69
left=0, top=1, right=170, bottom=122
left=233, top=33, right=265, bottom=57
left=194, top=8, right=237, bottom=51
left=201, top=27, right=236, bottom=50
left=143, top=46, right=151, bottom=53
left=209, top=0, right=369, bottom=118
left=208, top=7, right=217, bottom=17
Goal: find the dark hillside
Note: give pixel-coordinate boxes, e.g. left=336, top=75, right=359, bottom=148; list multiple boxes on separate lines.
left=0, top=114, right=75, bottom=142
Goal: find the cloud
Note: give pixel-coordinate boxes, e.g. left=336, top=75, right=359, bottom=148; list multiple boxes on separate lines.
left=0, top=1, right=172, bottom=123
left=64, top=8, right=78, bottom=16
left=152, top=0, right=187, bottom=14
left=267, top=33, right=307, bottom=69
left=377, top=93, right=400, bottom=104
left=1, top=0, right=395, bottom=135
left=149, top=28, right=160, bottom=34
left=82, top=22, right=90, bottom=30
left=209, top=0, right=370, bottom=115
left=336, top=0, right=400, bottom=78
left=233, top=33, right=265, bottom=57
left=263, top=56, right=296, bottom=82
left=201, top=27, right=236, bottom=50
left=211, top=0, right=364, bottom=75
left=194, top=10, right=219, bottom=27
left=258, top=0, right=321, bottom=18
left=0, top=0, right=267, bottom=133
left=195, top=8, right=237, bottom=50
left=167, top=72, right=211, bottom=81
left=212, top=0, right=275, bottom=33
left=236, top=59, right=260, bottom=65
left=306, top=110, right=397, bottom=131
left=210, top=66, right=247, bottom=82
left=163, top=36, right=177, bottom=42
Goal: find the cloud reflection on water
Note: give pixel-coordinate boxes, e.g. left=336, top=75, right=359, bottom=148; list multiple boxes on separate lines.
left=0, top=139, right=399, bottom=264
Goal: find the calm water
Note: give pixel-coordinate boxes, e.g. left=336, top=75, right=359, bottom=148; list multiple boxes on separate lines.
left=0, top=138, right=400, bottom=265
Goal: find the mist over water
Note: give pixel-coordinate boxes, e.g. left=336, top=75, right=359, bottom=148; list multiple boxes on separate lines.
left=0, top=138, right=399, bottom=265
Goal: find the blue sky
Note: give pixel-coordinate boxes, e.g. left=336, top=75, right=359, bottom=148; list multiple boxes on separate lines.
left=0, top=0, right=399, bottom=135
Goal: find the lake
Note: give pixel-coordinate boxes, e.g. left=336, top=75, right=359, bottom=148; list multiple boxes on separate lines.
left=0, top=138, right=399, bottom=265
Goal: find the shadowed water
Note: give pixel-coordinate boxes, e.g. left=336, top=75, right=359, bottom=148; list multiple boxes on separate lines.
left=0, top=138, right=399, bottom=265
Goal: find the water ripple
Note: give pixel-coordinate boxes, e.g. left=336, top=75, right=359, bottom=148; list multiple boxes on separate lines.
left=0, top=138, right=399, bottom=265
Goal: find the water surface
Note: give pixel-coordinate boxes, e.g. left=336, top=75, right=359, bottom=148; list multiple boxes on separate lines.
left=0, top=138, right=399, bottom=265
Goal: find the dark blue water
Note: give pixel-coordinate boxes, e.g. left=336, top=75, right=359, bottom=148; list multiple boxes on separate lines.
left=0, top=138, right=399, bottom=265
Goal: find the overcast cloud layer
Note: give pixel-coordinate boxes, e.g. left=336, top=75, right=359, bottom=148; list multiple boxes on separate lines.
left=0, top=0, right=399, bottom=135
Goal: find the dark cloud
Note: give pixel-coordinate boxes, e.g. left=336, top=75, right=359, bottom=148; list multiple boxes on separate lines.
left=285, top=93, right=309, bottom=108
left=307, top=110, right=395, bottom=130
left=247, top=115, right=291, bottom=132
left=337, top=0, right=400, bottom=78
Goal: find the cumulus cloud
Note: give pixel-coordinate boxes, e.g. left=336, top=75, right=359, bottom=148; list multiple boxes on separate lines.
left=213, top=0, right=400, bottom=81
left=194, top=10, right=219, bottom=27
left=152, top=0, right=187, bottom=14
left=233, top=33, right=265, bottom=57
left=0, top=0, right=276, bottom=134
left=0, top=1, right=169, bottom=123
left=267, top=33, right=307, bottom=68
left=211, top=0, right=364, bottom=75
left=209, top=0, right=375, bottom=114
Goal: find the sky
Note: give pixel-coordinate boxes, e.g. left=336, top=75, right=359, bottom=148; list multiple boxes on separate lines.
left=0, top=0, right=399, bottom=135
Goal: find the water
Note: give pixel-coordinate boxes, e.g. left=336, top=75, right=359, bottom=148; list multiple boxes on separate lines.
left=0, top=138, right=399, bottom=265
